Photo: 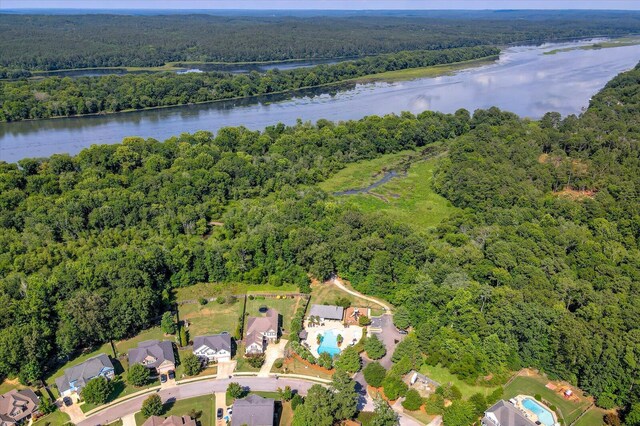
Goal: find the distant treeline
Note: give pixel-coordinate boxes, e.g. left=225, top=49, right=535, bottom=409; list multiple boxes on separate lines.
left=0, top=46, right=499, bottom=122
left=1, top=12, right=639, bottom=70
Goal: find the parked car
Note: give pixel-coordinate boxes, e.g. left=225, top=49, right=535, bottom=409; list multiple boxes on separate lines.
left=227, top=406, right=233, bottom=415
left=160, top=374, right=167, bottom=383
left=63, top=397, right=72, bottom=407
left=217, top=408, right=224, bottom=419
left=168, top=370, right=175, bottom=380
left=397, top=328, right=408, bottom=335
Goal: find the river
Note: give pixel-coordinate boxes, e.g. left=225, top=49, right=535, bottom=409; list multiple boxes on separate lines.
left=2, top=40, right=640, bottom=162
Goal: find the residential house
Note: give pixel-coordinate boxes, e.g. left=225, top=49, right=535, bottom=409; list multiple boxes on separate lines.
left=482, top=400, right=536, bottom=426
left=0, top=389, right=39, bottom=426
left=128, top=340, right=176, bottom=375
left=142, top=415, right=196, bottom=426
left=193, top=333, right=232, bottom=363
left=54, top=353, right=115, bottom=398
left=245, top=309, right=279, bottom=355
left=308, top=304, right=344, bottom=322
left=231, top=394, right=275, bottom=426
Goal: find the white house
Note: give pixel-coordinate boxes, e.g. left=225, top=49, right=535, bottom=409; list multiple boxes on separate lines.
left=193, top=333, right=232, bottom=363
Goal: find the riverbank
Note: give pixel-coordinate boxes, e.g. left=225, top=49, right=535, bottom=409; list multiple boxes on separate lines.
left=4, top=53, right=499, bottom=124
left=543, top=36, right=640, bottom=55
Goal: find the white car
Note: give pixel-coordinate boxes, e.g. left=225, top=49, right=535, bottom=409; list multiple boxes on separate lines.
left=227, top=406, right=233, bottom=415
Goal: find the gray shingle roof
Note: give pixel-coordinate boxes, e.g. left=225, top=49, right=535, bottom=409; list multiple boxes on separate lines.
left=128, top=340, right=175, bottom=369
left=482, top=400, right=537, bottom=426
left=231, top=394, right=275, bottom=426
left=245, top=309, right=279, bottom=336
left=0, top=389, right=39, bottom=424
left=193, top=334, right=231, bottom=353
left=142, top=415, right=196, bottom=426
left=309, top=304, right=344, bottom=321
left=54, top=353, right=114, bottom=394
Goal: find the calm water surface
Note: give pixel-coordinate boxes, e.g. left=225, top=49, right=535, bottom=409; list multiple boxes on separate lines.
left=2, top=40, right=640, bottom=162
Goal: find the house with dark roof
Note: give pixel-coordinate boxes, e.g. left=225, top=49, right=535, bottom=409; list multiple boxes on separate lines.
left=128, top=340, right=176, bottom=375
left=245, top=309, right=279, bottom=355
left=231, top=394, right=275, bottom=426
left=308, top=304, right=344, bottom=322
left=142, top=415, right=196, bottom=426
left=482, top=400, right=537, bottom=426
left=193, top=333, right=232, bottom=363
left=54, top=353, right=115, bottom=398
left=0, top=389, right=39, bottom=426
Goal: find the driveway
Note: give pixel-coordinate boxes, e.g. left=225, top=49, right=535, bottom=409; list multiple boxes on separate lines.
left=59, top=401, right=85, bottom=424
left=373, top=314, right=405, bottom=369
left=258, top=339, right=287, bottom=377
left=214, top=392, right=227, bottom=425
left=216, top=360, right=237, bottom=380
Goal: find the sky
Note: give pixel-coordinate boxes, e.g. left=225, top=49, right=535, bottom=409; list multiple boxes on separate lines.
left=2, top=0, right=640, bottom=10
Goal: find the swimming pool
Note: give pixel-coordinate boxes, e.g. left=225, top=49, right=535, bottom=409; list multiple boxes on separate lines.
left=522, top=398, right=555, bottom=426
left=317, top=330, right=341, bottom=357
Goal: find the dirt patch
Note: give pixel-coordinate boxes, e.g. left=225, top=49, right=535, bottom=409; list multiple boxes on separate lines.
left=555, top=187, right=596, bottom=200
left=286, top=353, right=335, bottom=376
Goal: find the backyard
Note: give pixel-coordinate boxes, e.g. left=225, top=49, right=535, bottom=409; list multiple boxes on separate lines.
left=179, top=300, right=244, bottom=337
left=134, top=394, right=215, bottom=425
left=310, top=280, right=387, bottom=316
left=503, top=373, right=592, bottom=425
left=420, top=364, right=499, bottom=399
left=245, top=295, right=306, bottom=337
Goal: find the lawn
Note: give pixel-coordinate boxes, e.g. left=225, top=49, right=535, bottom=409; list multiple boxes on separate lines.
left=179, top=300, right=244, bottom=337
left=175, top=282, right=299, bottom=302
left=0, top=378, right=27, bottom=394
left=235, top=344, right=262, bottom=373
left=310, top=280, right=389, bottom=315
left=503, top=375, right=591, bottom=425
left=33, top=409, right=71, bottom=425
left=574, top=406, right=605, bottom=426
left=245, top=296, right=306, bottom=337
left=318, top=150, right=418, bottom=194
left=271, top=355, right=334, bottom=381
left=420, top=364, right=499, bottom=400
left=403, top=409, right=436, bottom=425
left=135, top=394, right=215, bottom=426
left=333, top=156, right=457, bottom=230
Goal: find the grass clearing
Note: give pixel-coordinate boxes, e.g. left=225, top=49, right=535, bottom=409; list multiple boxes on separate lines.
left=135, top=394, right=216, bottom=425
left=544, top=37, right=640, bottom=55
left=310, top=280, right=390, bottom=313
left=420, top=364, right=498, bottom=399
left=318, top=150, right=418, bottom=193
left=503, top=374, right=591, bottom=425
left=322, top=153, right=456, bottom=230
left=175, top=282, right=299, bottom=302
left=573, top=406, right=605, bottom=426
left=180, top=301, right=244, bottom=337
left=245, top=296, right=305, bottom=337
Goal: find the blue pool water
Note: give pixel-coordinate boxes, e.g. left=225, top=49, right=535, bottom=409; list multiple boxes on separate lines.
left=317, top=330, right=341, bottom=357
left=522, top=398, right=555, bottom=426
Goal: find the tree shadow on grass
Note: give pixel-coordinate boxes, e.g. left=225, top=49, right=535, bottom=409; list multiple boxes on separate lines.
left=162, top=397, right=176, bottom=414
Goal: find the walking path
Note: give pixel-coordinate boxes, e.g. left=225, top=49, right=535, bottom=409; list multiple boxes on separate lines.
left=332, top=277, right=393, bottom=312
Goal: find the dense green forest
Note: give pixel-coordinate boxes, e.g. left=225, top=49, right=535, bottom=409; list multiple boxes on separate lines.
left=0, top=46, right=498, bottom=122
left=0, top=61, right=639, bottom=421
left=1, top=11, right=640, bottom=70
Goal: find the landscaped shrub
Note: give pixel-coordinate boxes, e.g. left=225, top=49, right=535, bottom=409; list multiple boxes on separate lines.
left=359, top=315, right=372, bottom=326
left=364, top=334, right=386, bottom=360
left=318, top=352, right=333, bottom=369
left=289, top=341, right=316, bottom=365
left=534, top=393, right=542, bottom=401
left=227, top=382, right=246, bottom=399
left=226, top=295, right=237, bottom=304
left=274, top=359, right=284, bottom=369
left=291, top=393, right=304, bottom=410
left=216, top=296, right=225, bottom=304
left=363, top=362, right=386, bottom=388
left=248, top=295, right=254, bottom=300
left=402, top=389, right=423, bottom=411
left=247, top=354, right=265, bottom=368
left=182, top=353, right=203, bottom=376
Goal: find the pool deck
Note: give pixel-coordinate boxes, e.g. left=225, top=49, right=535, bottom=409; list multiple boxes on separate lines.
left=511, top=394, right=559, bottom=426
left=303, top=321, right=363, bottom=358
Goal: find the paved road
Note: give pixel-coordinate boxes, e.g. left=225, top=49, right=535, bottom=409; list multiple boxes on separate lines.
left=77, top=377, right=316, bottom=426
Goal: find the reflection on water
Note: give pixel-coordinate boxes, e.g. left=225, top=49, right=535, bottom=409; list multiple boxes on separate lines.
left=2, top=40, right=640, bottom=162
